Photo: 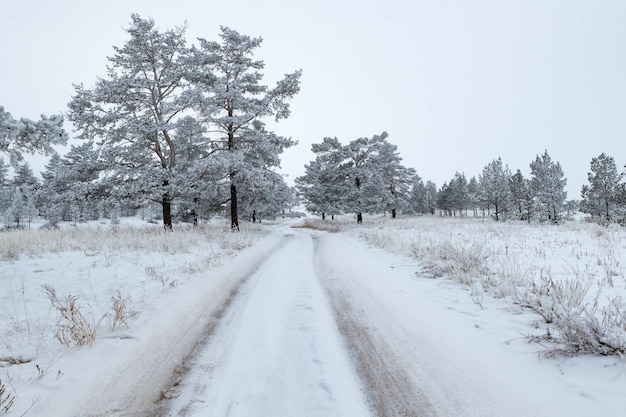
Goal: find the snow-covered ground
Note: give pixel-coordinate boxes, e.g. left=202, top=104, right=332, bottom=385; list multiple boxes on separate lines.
left=1, top=215, right=626, bottom=416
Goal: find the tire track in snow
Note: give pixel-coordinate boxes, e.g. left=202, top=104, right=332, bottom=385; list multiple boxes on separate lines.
left=161, top=230, right=371, bottom=417
left=53, top=232, right=288, bottom=417
left=313, top=234, right=438, bottom=417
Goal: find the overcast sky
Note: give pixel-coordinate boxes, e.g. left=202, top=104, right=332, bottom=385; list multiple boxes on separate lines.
left=2, top=0, right=626, bottom=197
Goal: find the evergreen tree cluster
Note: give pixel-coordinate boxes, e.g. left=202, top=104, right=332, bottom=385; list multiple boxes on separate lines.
left=295, top=132, right=417, bottom=222
left=297, top=142, right=626, bottom=225
left=435, top=151, right=570, bottom=223
left=2, top=15, right=301, bottom=230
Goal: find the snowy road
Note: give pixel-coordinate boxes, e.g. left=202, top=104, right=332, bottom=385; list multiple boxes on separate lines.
left=28, top=224, right=623, bottom=417
left=161, top=226, right=547, bottom=417
left=165, top=230, right=371, bottom=416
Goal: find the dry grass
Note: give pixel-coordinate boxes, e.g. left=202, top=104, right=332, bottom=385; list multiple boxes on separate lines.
left=292, top=218, right=342, bottom=233
left=349, top=214, right=626, bottom=356
left=107, top=291, right=139, bottom=331
left=43, top=285, right=98, bottom=348
left=0, top=379, right=15, bottom=414
left=0, top=222, right=262, bottom=260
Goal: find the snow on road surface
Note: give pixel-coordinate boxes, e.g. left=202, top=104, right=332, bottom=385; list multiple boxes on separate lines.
left=17, top=223, right=626, bottom=416
left=165, top=230, right=371, bottom=417
left=162, top=226, right=626, bottom=417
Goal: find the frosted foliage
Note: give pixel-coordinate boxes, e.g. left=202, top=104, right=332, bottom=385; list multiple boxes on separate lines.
left=68, top=16, right=300, bottom=228
left=479, top=157, right=511, bottom=221
left=296, top=132, right=414, bottom=221
left=530, top=150, right=567, bottom=223
left=0, top=106, right=68, bottom=165
left=580, top=153, right=625, bottom=223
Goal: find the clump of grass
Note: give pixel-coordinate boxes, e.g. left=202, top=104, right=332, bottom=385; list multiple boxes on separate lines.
left=435, top=240, right=490, bottom=285
left=516, top=270, right=626, bottom=356
left=106, top=291, right=139, bottom=331
left=43, top=285, right=98, bottom=348
left=293, top=218, right=342, bottom=233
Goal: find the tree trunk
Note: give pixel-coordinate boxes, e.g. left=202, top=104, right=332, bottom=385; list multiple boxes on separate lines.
left=162, top=194, right=173, bottom=231
left=230, top=183, right=239, bottom=230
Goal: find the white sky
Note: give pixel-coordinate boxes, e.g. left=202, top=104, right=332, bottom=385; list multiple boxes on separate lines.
left=2, top=0, right=626, bottom=197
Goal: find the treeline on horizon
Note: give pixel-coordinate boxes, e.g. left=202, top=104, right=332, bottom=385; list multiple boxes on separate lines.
left=295, top=132, right=626, bottom=225
left=1, top=14, right=624, bottom=230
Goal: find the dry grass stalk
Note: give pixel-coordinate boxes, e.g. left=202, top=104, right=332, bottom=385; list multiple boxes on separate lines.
left=107, top=291, right=139, bottom=330
left=0, top=379, right=15, bottom=414
left=43, top=285, right=97, bottom=348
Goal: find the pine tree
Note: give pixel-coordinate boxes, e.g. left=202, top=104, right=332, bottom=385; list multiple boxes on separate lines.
left=530, top=150, right=567, bottom=223
left=448, top=172, right=468, bottom=216
left=580, top=153, right=624, bottom=223
left=62, top=141, right=102, bottom=222
left=437, top=182, right=452, bottom=216
left=38, top=153, right=67, bottom=223
left=0, top=159, right=8, bottom=217
left=68, top=15, right=193, bottom=230
left=424, top=180, right=438, bottom=215
left=12, top=163, right=39, bottom=188
left=189, top=27, right=301, bottom=229
left=343, top=132, right=390, bottom=223
left=467, top=176, right=481, bottom=217
left=479, top=157, right=511, bottom=221
left=408, top=175, right=427, bottom=215
left=295, top=137, right=349, bottom=219
left=369, top=141, right=415, bottom=218
left=509, top=169, right=533, bottom=222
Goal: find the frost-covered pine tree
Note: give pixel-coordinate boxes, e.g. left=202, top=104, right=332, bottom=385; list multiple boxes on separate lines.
left=580, top=153, right=624, bottom=223
left=342, top=132, right=392, bottom=223
left=12, top=162, right=39, bottom=188
left=408, top=175, right=429, bottom=215
left=39, top=142, right=103, bottom=224
left=448, top=172, right=468, bottom=216
left=188, top=27, right=301, bottom=229
left=368, top=141, right=415, bottom=218
left=38, top=153, right=67, bottom=224
left=0, top=159, right=9, bottom=188
left=436, top=182, right=452, bottom=216
left=4, top=163, right=39, bottom=228
left=0, top=159, right=9, bottom=216
left=295, top=137, right=349, bottom=219
left=467, top=176, right=481, bottom=216
left=62, top=141, right=103, bottom=222
left=236, top=170, right=292, bottom=222
left=424, top=180, right=438, bottom=215
left=5, top=187, right=25, bottom=228
left=0, top=106, right=67, bottom=165
left=508, top=169, right=533, bottom=222
left=530, top=150, right=567, bottom=223
left=479, top=157, right=511, bottom=221
left=68, top=15, right=195, bottom=230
